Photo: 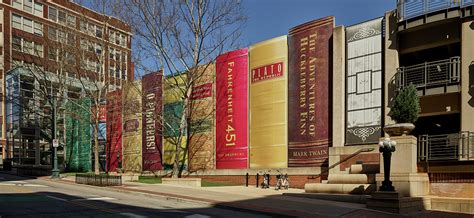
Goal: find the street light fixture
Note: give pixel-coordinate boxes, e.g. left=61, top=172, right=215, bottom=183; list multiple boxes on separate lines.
left=46, top=96, right=60, bottom=179
left=378, top=137, right=396, bottom=192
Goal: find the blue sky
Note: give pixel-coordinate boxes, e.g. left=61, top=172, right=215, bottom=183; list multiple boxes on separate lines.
left=241, top=0, right=396, bottom=46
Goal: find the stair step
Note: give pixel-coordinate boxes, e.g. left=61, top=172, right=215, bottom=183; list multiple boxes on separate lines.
left=328, top=174, right=375, bottom=184
left=349, top=164, right=379, bottom=174
left=305, top=183, right=376, bottom=195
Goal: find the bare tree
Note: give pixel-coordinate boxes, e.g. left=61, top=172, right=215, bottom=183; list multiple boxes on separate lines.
left=113, top=0, right=246, bottom=177
left=7, top=0, right=129, bottom=174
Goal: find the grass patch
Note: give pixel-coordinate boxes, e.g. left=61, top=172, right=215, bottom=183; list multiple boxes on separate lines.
left=138, top=176, right=162, bottom=184
left=201, top=181, right=239, bottom=187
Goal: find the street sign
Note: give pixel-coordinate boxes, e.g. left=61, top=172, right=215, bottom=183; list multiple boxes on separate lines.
left=53, top=139, right=59, bottom=148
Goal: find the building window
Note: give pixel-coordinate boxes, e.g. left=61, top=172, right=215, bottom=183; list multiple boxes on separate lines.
left=23, top=18, right=33, bottom=33
left=34, top=22, right=43, bottom=36
left=67, top=33, right=76, bottom=46
left=12, top=14, right=22, bottom=29
left=35, top=43, right=43, bottom=57
left=80, top=20, right=87, bottom=32
left=23, top=40, right=33, bottom=54
left=58, top=10, right=66, bottom=25
left=95, top=43, right=102, bottom=55
left=67, top=15, right=76, bottom=28
left=48, top=47, right=57, bottom=61
left=12, top=13, right=42, bottom=36
left=109, top=31, right=115, bottom=43
left=48, top=27, right=57, bottom=41
left=58, top=30, right=66, bottom=43
left=12, top=36, right=22, bottom=51
left=13, top=0, right=22, bottom=9
left=80, top=38, right=88, bottom=50
left=13, top=36, right=44, bottom=57
left=12, top=0, right=42, bottom=17
left=65, top=52, right=75, bottom=65
left=48, top=6, right=57, bottom=22
left=95, top=26, right=103, bottom=38
left=34, top=2, right=43, bottom=17
left=23, top=0, right=33, bottom=13
left=109, top=66, right=115, bottom=78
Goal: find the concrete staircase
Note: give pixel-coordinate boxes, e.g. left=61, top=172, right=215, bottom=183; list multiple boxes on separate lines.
left=305, top=163, right=378, bottom=195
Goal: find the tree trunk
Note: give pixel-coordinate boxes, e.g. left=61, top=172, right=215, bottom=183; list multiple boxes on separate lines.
left=94, top=118, right=100, bottom=175
left=172, top=89, right=191, bottom=178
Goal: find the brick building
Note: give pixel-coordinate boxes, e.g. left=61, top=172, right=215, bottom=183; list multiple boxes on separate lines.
left=0, top=0, right=132, bottom=168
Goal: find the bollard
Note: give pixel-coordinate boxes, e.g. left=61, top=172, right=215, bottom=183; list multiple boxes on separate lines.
left=245, top=173, right=249, bottom=187
left=256, top=173, right=259, bottom=188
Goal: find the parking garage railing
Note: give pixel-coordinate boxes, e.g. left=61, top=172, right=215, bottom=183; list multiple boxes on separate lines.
left=397, top=0, right=474, bottom=21
left=395, top=56, right=460, bottom=92
left=418, top=132, right=474, bottom=161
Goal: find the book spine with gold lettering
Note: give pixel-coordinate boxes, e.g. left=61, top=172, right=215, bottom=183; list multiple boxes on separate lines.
left=189, top=64, right=216, bottom=171
left=288, top=16, right=334, bottom=167
left=141, top=72, right=164, bottom=171
left=122, top=81, right=143, bottom=172
left=216, top=48, right=249, bottom=169
left=249, top=36, right=288, bottom=169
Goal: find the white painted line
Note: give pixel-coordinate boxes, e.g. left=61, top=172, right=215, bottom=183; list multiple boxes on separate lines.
left=120, top=213, right=148, bottom=218
left=0, top=183, right=47, bottom=187
left=72, top=197, right=117, bottom=201
left=45, top=195, right=67, bottom=201
left=23, top=184, right=48, bottom=187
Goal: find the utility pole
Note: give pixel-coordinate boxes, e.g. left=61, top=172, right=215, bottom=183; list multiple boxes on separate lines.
left=51, top=97, right=60, bottom=179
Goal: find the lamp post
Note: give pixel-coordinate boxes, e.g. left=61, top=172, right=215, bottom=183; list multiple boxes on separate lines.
left=378, top=137, right=396, bottom=192
left=50, top=97, right=60, bottom=179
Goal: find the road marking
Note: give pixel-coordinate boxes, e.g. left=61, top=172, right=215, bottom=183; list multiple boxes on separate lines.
left=0, top=183, right=48, bottom=187
left=72, top=197, right=117, bottom=201
left=120, top=213, right=147, bottom=218
left=45, top=195, right=67, bottom=201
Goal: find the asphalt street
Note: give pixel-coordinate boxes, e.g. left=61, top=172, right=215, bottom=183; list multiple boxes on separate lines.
left=0, top=172, right=269, bottom=218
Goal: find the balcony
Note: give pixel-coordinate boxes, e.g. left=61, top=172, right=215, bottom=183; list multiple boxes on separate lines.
left=395, top=57, right=460, bottom=95
left=397, top=0, right=474, bottom=22
left=418, top=132, right=474, bottom=161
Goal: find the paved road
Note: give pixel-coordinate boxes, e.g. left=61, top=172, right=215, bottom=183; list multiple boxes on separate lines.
left=0, top=172, right=269, bottom=218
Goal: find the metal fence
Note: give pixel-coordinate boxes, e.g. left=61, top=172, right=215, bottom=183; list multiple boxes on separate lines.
left=418, top=132, right=474, bottom=161
left=396, top=57, right=460, bottom=91
left=397, top=0, right=474, bottom=21
left=75, top=173, right=122, bottom=186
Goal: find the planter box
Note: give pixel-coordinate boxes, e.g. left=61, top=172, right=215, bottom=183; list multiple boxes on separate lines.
left=162, top=178, right=201, bottom=187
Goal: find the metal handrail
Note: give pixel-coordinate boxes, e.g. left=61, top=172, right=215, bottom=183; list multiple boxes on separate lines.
left=418, top=132, right=474, bottom=161
left=398, top=0, right=474, bottom=21
left=308, top=147, right=375, bottom=179
left=396, top=56, right=460, bottom=91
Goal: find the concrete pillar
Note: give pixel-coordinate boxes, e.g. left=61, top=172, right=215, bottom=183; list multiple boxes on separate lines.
left=384, top=11, right=400, bottom=128
left=332, top=25, right=345, bottom=147
left=376, top=136, right=429, bottom=197
left=461, top=18, right=474, bottom=132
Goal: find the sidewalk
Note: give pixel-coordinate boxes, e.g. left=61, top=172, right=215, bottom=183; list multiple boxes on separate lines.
left=53, top=176, right=473, bottom=217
